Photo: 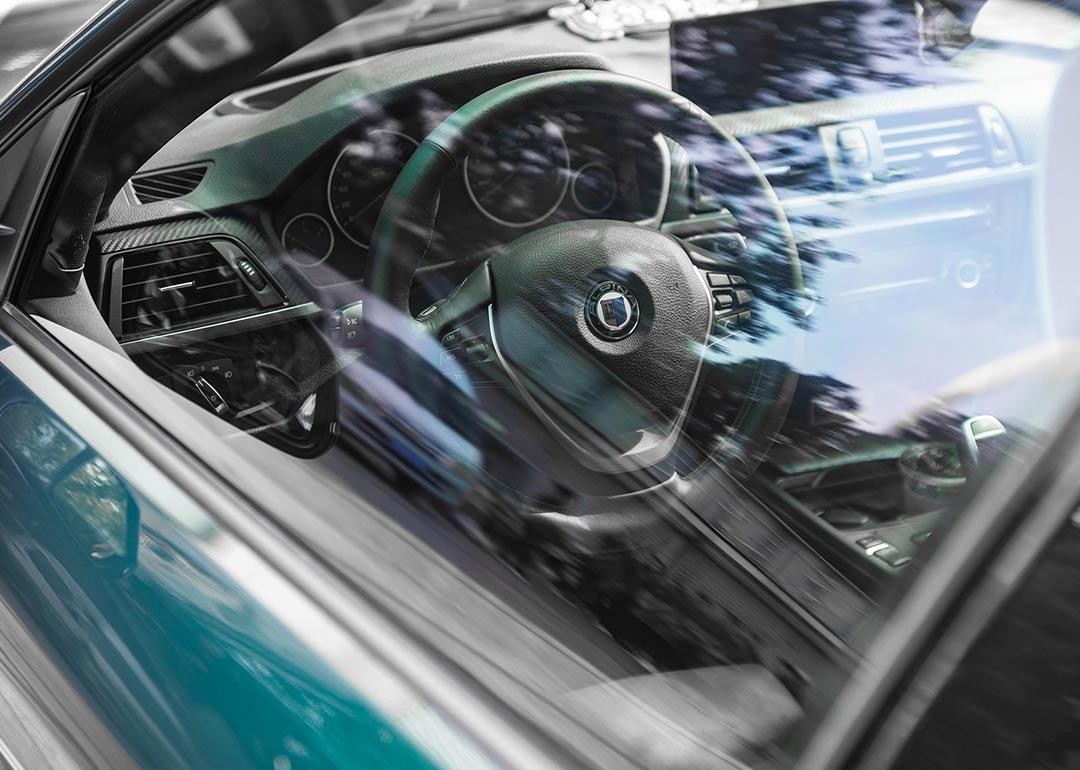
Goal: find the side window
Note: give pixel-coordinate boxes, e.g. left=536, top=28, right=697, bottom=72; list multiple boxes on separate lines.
left=894, top=517, right=1080, bottom=769
left=0, top=403, right=132, bottom=560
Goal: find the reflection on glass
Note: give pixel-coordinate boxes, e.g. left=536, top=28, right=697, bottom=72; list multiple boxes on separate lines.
left=52, top=457, right=129, bottom=559
left=18, top=0, right=1080, bottom=766
left=0, top=402, right=83, bottom=485
left=671, top=0, right=960, bottom=115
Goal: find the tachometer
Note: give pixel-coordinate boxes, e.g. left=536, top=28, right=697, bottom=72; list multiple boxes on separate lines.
left=328, top=128, right=419, bottom=248
left=463, top=117, right=570, bottom=228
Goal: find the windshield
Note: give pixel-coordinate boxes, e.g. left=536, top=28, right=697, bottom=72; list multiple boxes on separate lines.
left=12, top=0, right=1080, bottom=768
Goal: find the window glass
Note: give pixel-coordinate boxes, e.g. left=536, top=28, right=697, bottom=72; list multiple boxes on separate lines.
left=12, top=0, right=1080, bottom=767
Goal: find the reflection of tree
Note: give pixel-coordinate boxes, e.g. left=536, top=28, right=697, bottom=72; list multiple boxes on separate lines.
left=672, top=0, right=929, bottom=113
left=53, top=459, right=129, bottom=558
left=0, top=403, right=130, bottom=556
left=672, top=119, right=855, bottom=346
left=0, top=403, right=83, bottom=484
left=780, top=372, right=872, bottom=455
left=901, top=408, right=971, bottom=443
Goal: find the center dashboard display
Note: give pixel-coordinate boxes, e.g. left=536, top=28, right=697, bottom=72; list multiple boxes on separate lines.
left=670, top=0, right=940, bottom=116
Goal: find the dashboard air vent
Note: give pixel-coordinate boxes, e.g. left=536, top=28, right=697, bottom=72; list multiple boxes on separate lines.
left=742, top=127, right=832, bottom=200
left=111, top=241, right=261, bottom=341
left=130, top=164, right=209, bottom=204
left=877, top=107, right=994, bottom=183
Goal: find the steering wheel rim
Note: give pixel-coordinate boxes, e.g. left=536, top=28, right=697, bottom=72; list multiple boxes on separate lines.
left=365, top=69, right=803, bottom=490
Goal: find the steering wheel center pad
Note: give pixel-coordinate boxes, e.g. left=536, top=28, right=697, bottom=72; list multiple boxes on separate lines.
left=487, top=220, right=711, bottom=461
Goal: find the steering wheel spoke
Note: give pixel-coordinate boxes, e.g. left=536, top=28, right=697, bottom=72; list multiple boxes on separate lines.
left=418, top=260, right=493, bottom=338
left=419, top=262, right=512, bottom=392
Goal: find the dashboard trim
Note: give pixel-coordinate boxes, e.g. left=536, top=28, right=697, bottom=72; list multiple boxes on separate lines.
left=794, top=204, right=994, bottom=245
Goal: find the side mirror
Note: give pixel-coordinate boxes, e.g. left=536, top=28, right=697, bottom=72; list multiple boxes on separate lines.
left=0, top=402, right=140, bottom=575
left=50, top=456, right=140, bottom=575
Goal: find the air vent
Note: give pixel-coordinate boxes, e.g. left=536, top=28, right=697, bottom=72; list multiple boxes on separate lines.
left=742, top=127, right=832, bottom=199
left=111, top=241, right=262, bottom=341
left=877, top=107, right=995, bottom=183
left=130, top=164, right=209, bottom=204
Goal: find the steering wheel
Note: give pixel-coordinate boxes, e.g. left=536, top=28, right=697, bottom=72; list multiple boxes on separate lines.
left=366, top=70, right=804, bottom=543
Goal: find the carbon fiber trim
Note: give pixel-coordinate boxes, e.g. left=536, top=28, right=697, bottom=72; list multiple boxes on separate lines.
left=97, top=213, right=308, bottom=304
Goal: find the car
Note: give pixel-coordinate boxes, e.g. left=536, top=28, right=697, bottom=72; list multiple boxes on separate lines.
left=0, top=0, right=1079, bottom=768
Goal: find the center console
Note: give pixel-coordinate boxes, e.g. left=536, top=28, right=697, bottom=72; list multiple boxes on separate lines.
left=757, top=416, right=1008, bottom=594
left=770, top=444, right=948, bottom=576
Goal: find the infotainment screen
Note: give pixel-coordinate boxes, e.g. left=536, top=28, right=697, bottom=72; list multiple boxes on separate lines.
left=670, top=0, right=939, bottom=116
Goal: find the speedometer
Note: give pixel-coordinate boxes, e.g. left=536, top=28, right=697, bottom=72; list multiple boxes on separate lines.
left=463, top=117, right=570, bottom=228
left=328, top=128, right=419, bottom=248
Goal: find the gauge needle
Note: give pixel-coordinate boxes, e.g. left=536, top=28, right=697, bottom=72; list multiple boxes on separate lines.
left=343, top=189, right=391, bottom=228
left=476, top=164, right=525, bottom=200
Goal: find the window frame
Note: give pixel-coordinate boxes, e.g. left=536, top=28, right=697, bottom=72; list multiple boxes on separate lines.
left=3, top=2, right=1080, bottom=770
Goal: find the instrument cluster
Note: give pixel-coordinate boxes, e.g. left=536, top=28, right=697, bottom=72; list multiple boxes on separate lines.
left=275, top=108, right=668, bottom=288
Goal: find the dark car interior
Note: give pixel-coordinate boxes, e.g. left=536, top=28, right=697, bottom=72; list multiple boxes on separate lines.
left=16, top=0, right=1080, bottom=765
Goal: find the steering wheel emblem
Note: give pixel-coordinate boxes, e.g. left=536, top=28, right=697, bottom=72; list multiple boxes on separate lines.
left=586, top=281, right=640, bottom=340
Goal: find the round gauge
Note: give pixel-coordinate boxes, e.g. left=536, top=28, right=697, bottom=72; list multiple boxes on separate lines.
left=282, top=213, right=334, bottom=267
left=463, top=117, right=570, bottom=228
left=572, top=162, right=619, bottom=215
left=328, top=128, right=419, bottom=248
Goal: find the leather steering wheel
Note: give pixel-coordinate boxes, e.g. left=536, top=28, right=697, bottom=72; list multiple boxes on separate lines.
left=366, top=69, right=803, bottom=511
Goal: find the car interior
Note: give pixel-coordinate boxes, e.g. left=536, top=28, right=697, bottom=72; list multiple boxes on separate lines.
left=14, top=0, right=1080, bottom=765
